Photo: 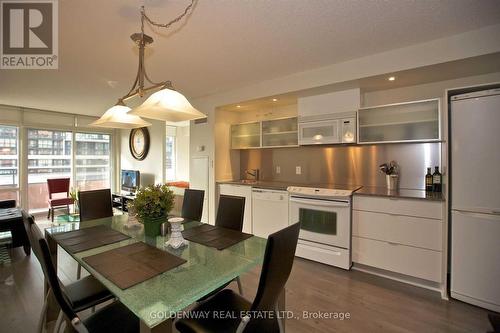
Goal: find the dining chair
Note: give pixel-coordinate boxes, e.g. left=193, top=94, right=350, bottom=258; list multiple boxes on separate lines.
left=26, top=214, right=139, bottom=333
left=215, top=195, right=245, bottom=231
left=76, top=188, right=114, bottom=279
left=181, top=189, right=205, bottom=221
left=202, top=194, right=246, bottom=297
left=21, top=212, right=115, bottom=333
left=175, top=222, right=301, bottom=333
left=47, top=178, right=74, bottom=222
left=78, top=188, right=114, bottom=222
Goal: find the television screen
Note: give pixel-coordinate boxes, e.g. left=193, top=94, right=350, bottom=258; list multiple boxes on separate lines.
left=121, top=170, right=140, bottom=192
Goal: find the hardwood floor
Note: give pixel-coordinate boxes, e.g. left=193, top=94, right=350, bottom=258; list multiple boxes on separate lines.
left=0, top=235, right=494, bottom=332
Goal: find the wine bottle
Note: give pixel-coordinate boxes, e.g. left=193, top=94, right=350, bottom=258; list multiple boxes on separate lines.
left=432, top=166, right=442, bottom=193
left=425, top=167, right=433, bottom=192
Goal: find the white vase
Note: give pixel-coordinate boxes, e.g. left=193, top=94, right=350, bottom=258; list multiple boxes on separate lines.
left=165, top=217, right=188, bottom=249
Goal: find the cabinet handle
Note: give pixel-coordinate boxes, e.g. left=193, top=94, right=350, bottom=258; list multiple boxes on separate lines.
left=387, top=242, right=399, bottom=246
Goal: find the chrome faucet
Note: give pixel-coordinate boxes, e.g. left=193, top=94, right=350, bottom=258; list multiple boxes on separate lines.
left=246, top=168, right=260, bottom=181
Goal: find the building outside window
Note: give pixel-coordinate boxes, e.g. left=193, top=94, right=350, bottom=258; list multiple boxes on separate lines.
left=75, top=133, right=111, bottom=191
left=0, top=125, right=19, bottom=202
left=165, top=124, right=190, bottom=183
left=166, top=126, right=176, bottom=181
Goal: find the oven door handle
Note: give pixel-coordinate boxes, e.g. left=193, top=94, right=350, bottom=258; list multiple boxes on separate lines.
left=290, top=196, right=350, bottom=207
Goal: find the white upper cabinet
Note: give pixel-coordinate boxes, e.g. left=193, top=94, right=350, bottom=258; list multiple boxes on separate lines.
left=358, top=99, right=440, bottom=144
left=298, top=88, right=361, bottom=118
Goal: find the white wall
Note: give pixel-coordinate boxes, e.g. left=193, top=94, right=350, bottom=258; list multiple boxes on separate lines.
left=120, top=119, right=165, bottom=186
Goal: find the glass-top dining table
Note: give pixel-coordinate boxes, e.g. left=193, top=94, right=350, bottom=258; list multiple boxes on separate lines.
left=43, top=214, right=270, bottom=333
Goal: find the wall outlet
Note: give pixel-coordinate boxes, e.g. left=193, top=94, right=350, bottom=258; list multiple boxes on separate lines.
left=295, top=166, right=301, bottom=175
left=276, top=166, right=281, bottom=174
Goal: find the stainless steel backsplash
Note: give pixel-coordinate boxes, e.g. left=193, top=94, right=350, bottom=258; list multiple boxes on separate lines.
left=240, top=143, right=441, bottom=189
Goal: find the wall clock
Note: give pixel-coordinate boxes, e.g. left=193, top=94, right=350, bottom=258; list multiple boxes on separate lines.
left=129, top=127, right=150, bottom=160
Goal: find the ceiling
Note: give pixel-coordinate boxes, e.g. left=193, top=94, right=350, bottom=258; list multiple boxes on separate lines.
left=1, top=0, right=500, bottom=116
left=219, top=52, right=500, bottom=112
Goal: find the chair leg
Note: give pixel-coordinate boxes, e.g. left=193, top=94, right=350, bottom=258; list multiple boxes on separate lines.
left=51, top=208, right=54, bottom=222
left=47, top=209, right=51, bottom=219
left=236, top=276, right=243, bottom=296
left=38, top=288, right=51, bottom=333
left=275, top=303, right=284, bottom=333
left=77, top=264, right=82, bottom=280
left=53, top=310, right=63, bottom=333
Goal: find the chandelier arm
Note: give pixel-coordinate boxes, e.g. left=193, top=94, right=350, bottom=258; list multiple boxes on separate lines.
left=141, top=0, right=195, bottom=30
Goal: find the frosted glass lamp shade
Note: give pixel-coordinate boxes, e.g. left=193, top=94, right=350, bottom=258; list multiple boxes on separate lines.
left=128, top=88, right=206, bottom=122
left=91, top=104, right=152, bottom=129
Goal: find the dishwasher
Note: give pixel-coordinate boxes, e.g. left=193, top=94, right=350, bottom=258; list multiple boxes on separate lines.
left=252, top=188, right=289, bottom=238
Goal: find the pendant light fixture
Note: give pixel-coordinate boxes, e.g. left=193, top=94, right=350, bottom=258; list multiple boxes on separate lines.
left=92, top=0, right=205, bottom=128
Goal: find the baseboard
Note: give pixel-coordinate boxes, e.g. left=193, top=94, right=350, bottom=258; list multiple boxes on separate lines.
left=352, top=263, right=444, bottom=295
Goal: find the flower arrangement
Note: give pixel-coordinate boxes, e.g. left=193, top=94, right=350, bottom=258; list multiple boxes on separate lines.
left=379, top=161, right=399, bottom=175
left=69, top=186, right=79, bottom=214
left=128, top=184, right=175, bottom=221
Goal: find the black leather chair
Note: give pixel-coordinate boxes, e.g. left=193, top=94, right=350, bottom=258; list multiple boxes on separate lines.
left=77, top=189, right=114, bottom=279
left=215, top=195, right=245, bottom=231
left=199, top=195, right=246, bottom=298
left=78, top=189, right=113, bottom=222
left=489, top=313, right=500, bottom=333
left=22, top=212, right=115, bottom=333
left=175, top=222, right=301, bottom=333
left=181, top=189, right=205, bottom=222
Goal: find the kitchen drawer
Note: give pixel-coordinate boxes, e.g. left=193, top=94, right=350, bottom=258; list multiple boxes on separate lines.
left=352, top=236, right=442, bottom=282
left=352, top=210, right=442, bottom=251
left=353, top=195, right=442, bottom=220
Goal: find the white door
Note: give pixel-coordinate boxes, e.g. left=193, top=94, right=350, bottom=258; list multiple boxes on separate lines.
left=451, top=210, right=500, bottom=312
left=190, top=156, right=209, bottom=223
left=451, top=93, right=500, bottom=212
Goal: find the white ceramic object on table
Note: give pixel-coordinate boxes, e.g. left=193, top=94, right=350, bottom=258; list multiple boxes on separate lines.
left=165, top=217, right=188, bottom=249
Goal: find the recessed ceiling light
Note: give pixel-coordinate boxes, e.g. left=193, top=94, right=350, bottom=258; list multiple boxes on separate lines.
left=236, top=105, right=241, bottom=108
left=388, top=76, right=396, bottom=81
left=272, top=98, right=278, bottom=102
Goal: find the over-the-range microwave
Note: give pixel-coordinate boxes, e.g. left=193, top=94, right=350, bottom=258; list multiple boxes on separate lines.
left=298, top=112, right=356, bottom=145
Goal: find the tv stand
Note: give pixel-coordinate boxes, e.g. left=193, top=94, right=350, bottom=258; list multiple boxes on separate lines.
left=112, top=193, right=135, bottom=212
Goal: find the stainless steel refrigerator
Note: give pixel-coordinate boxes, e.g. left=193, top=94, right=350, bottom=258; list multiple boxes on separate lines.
left=450, top=88, right=500, bottom=312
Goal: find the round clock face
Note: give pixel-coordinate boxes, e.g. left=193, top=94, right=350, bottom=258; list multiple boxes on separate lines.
left=129, top=127, right=150, bottom=160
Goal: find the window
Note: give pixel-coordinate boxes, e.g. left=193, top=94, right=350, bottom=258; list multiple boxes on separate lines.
left=75, top=132, right=111, bottom=191
left=166, top=124, right=190, bottom=182
left=166, top=131, right=176, bottom=181
left=27, top=129, right=72, bottom=212
left=0, top=125, right=19, bottom=202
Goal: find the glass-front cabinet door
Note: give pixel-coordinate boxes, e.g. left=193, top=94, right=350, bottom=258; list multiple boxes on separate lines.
left=262, top=117, right=298, bottom=147
left=231, top=122, right=261, bottom=149
left=358, top=99, right=440, bottom=143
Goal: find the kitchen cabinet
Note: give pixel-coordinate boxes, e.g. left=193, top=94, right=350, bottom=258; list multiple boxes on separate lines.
left=252, top=189, right=289, bottom=238
left=231, top=117, right=298, bottom=149
left=352, top=195, right=444, bottom=283
left=231, top=122, right=261, bottom=149
left=218, top=184, right=252, bottom=233
left=298, top=89, right=360, bottom=117
left=262, top=117, right=298, bottom=147
left=358, top=99, right=440, bottom=144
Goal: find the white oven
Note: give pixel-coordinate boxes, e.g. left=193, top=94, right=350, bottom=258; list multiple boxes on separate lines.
left=288, top=186, right=353, bottom=269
